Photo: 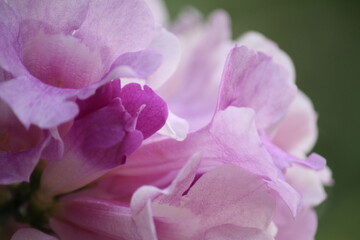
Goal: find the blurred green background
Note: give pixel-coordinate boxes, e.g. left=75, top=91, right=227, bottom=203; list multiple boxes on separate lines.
left=164, top=0, right=360, bottom=239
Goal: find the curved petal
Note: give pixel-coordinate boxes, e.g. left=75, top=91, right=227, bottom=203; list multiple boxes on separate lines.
left=8, top=0, right=88, bottom=36
left=237, top=31, right=296, bottom=83
left=121, top=83, right=168, bottom=139
left=272, top=91, right=318, bottom=156
left=217, top=46, right=297, bottom=130
left=147, top=28, right=181, bottom=90
left=159, top=10, right=231, bottom=131
left=40, top=99, right=143, bottom=196
left=74, top=0, right=155, bottom=65
left=157, top=111, right=189, bottom=141
left=0, top=133, right=50, bottom=184
left=0, top=1, right=25, bottom=76
left=275, top=207, right=317, bottom=240
left=145, top=0, right=169, bottom=26
left=0, top=76, right=78, bottom=129
left=59, top=198, right=141, bottom=240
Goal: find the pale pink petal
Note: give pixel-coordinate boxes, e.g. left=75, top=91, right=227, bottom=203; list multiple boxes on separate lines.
left=0, top=1, right=25, bottom=76
left=262, top=133, right=326, bottom=171
left=217, top=46, right=297, bottom=130
left=147, top=28, right=181, bottom=90
left=9, top=0, right=88, bottom=37
left=158, top=10, right=231, bottom=131
left=272, top=91, right=318, bottom=156
left=11, top=228, right=58, bottom=240
left=22, top=32, right=104, bottom=89
left=131, top=157, right=276, bottom=240
left=123, top=107, right=277, bottom=180
left=145, top=0, right=169, bottom=25
left=109, top=50, right=162, bottom=80
left=0, top=76, right=78, bottom=129
left=157, top=111, right=189, bottom=141
left=286, top=165, right=327, bottom=207
left=237, top=31, right=296, bottom=83
left=74, top=0, right=155, bottom=65
left=275, top=208, right=317, bottom=240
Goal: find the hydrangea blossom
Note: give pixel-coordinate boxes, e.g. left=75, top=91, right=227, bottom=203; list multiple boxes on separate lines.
left=0, top=0, right=332, bottom=240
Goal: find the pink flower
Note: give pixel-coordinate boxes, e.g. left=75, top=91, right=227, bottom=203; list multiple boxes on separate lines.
left=2, top=1, right=331, bottom=240
left=0, top=0, right=175, bottom=184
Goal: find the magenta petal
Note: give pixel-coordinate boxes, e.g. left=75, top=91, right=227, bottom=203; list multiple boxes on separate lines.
left=0, top=76, right=78, bottom=129
left=121, top=83, right=168, bottom=139
left=0, top=134, right=49, bottom=184
left=74, top=0, right=155, bottom=64
left=40, top=99, right=143, bottom=196
left=59, top=197, right=140, bottom=240
left=11, top=228, right=58, bottom=240
left=217, top=46, right=297, bottom=129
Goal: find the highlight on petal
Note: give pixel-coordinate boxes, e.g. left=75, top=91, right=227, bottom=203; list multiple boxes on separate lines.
left=157, top=111, right=189, bottom=141
left=147, top=28, right=181, bottom=90
left=158, top=10, right=231, bottom=131
left=272, top=91, right=318, bottom=156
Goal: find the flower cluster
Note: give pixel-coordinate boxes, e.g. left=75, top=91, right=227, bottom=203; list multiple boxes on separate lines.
left=0, top=0, right=332, bottom=240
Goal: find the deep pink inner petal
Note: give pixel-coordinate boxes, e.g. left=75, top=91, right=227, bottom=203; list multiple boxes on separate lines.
left=22, top=32, right=104, bottom=89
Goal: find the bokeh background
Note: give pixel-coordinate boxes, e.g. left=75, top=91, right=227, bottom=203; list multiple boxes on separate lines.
left=164, top=0, right=360, bottom=239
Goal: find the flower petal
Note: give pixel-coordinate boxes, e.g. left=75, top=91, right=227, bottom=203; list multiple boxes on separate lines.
left=217, top=46, right=297, bottom=130
left=147, top=28, right=181, bottom=90
left=8, top=0, right=88, bottom=36
left=59, top=198, right=141, bottom=240
left=74, top=0, right=155, bottom=65
left=120, top=83, right=168, bottom=139
left=40, top=99, right=143, bottom=196
left=0, top=1, right=25, bottom=76
left=0, top=134, right=49, bottom=184
left=0, top=76, right=78, bottom=129
left=237, top=31, right=296, bottom=83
